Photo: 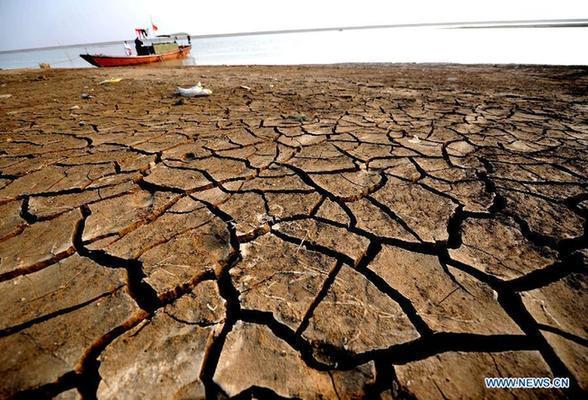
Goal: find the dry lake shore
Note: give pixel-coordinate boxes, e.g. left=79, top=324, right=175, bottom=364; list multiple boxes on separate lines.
left=0, top=64, right=587, bottom=399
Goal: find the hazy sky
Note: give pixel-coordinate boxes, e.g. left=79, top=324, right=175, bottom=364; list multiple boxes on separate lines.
left=1, top=0, right=587, bottom=51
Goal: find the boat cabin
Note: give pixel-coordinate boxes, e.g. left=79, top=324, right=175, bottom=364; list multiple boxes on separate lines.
left=137, top=33, right=190, bottom=56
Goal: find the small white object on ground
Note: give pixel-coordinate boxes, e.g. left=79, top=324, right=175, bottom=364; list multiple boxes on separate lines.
left=240, top=85, right=251, bottom=91
left=408, top=135, right=421, bottom=144
left=0, top=94, right=12, bottom=99
left=175, top=82, right=212, bottom=97
left=99, top=78, right=124, bottom=85
left=69, top=105, right=80, bottom=110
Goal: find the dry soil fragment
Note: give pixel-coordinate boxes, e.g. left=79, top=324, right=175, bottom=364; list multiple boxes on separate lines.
left=450, top=217, right=557, bottom=280
left=214, top=321, right=375, bottom=399
left=29, top=181, right=135, bottom=219
left=82, top=190, right=178, bottom=242
left=0, top=254, right=126, bottom=330
left=91, top=201, right=230, bottom=294
left=214, top=191, right=266, bottom=237
left=0, top=164, right=113, bottom=200
left=521, top=273, right=588, bottom=390
left=424, top=178, right=494, bottom=213
left=165, top=280, right=225, bottom=324
left=0, top=208, right=80, bottom=278
left=237, top=167, right=311, bottom=192
left=347, top=197, right=420, bottom=242
left=161, top=142, right=211, bottom=161
left=503, top=191, right=585, bottom=241
left=277, top=218, right=369, bottom=263
left=303, top=265, right=419, bottom=356
left=310, top=170, right=382, bottom=201
left=446, top=140, right=475, bottom=156
left=54, top=389, right=81, bottom=400
left=371, top=177, right=457, bottom=242
left=97, top=282, right=223, bottom=400
left=0, top=199, right=25, bottom=239
left=373, top=157, right=421, bottom=179
left=369, top=246, right=522, bottom=335
left=0, top=289, right=136, bottom=398
left=143, top=164, right=211, bottom=191
left=289, top=154, right=356, bottom=173
left=265, top=191, right=322, bottom=220
left=0, top=178, right=11, bottom=190
left=314, top=197, right=349, bottom=225
left=140, top=222, right=230, bottom=295
left=343, top=143, right=393, bottom=162
left=91, top=197, right=215, bottom=256
left=231, top=234, right=337, bottom=329
left=395, top=351, right=563, bottom=399
left=180, top=157, right=255, bottom=182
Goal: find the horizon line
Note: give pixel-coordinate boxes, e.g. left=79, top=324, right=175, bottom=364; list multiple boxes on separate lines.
left=1, top=18, right=587, bottom=53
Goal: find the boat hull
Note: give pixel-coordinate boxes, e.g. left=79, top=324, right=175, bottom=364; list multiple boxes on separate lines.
left=80, top=45, right=191, bottom=67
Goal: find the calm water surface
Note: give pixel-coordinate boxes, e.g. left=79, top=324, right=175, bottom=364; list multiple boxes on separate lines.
left=0, top=27, right=587, bottom=69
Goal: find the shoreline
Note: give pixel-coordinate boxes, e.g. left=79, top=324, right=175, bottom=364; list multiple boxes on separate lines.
left=2, top=61, right=588, bottom=74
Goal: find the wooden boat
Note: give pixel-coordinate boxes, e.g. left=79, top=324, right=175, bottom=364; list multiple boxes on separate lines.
left=80, top=45, right=191, bottom=67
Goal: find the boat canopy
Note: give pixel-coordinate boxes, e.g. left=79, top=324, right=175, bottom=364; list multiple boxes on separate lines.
left=156, top=32, right=190, bottom=38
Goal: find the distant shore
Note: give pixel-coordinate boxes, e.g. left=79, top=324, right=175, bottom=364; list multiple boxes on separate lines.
left=2, top=18, right=587, bottom=54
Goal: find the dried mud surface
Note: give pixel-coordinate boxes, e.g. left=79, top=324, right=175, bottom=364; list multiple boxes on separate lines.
left=0, top=64, right=587, bottom=399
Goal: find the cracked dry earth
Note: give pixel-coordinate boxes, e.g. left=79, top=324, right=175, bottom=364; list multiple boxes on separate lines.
left=0, top=64, right=587, bottom=400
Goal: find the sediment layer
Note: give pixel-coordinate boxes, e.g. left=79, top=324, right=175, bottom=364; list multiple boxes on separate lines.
left=0, top=64, right=587, bottom=399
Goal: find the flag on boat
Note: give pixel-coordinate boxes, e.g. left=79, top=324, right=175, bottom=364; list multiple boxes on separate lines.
left=135, top=28, right=148, bottom=38
left=151, top=17, right=158, bottom=32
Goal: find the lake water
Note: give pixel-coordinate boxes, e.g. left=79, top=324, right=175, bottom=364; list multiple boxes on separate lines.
left=0, top=26, right=587, bottom=69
